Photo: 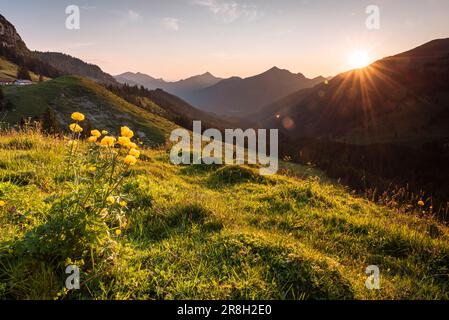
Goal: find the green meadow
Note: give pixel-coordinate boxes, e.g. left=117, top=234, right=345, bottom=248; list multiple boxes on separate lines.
left=0, top=129, right=448, bottom=300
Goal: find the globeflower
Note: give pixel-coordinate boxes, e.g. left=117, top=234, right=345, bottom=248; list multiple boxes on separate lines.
left=0, top=200, right=6, bottom=207
left=71, top=112, right=85, bottom=122
left=126, top=142, right=138, bottom=149
left=69, top=123, right=83, bottom=133
left=106, top=196, right=116, bottom=205
left=100, top=136, right=116, bottom=147
left=87, top=136, right=98, bottom=143
left=102, top=130, right=109, bottom=135
left=121, top=126, right=134, bottom=139
left=418, top=200, right=425, bottom=207
left=129, top=148, right=140, bottom=158
left=119, top=201, right=127, bottom=208
left=115, top=229, right=122, bottom=235
left=87, top=166, right=97, bottom=172
left=124, top=155, right=137, bottom=166
left=118, top=136, right=131, bottom=146
left=91, top=130, right=101, bottom=138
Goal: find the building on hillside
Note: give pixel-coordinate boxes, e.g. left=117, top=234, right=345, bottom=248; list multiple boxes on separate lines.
left=0, top=78, right=12, bottom=85
left=14, top=79, right=33, bottom=86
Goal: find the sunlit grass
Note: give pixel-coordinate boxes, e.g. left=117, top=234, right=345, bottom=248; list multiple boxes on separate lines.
left=0, top=129, right=448, bottom=300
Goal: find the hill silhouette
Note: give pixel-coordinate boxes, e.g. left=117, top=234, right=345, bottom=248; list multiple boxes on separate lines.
left=183, top=67, right=325, bottom=116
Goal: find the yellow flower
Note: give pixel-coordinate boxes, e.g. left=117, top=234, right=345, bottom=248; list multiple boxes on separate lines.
left=124, top=155, right=137, bottom=166
left=119, top=201, right=127, bottom=208
left=102, top=130, right=109, bottom=135
left=71, top=112, right=85, bottom=122
left=118, top=136, right=131, bottom=146
left=418, top=200, right=425, bottom=207
left=69, top=123, right=83, bottom=133
left=67, top=140, right=78, bottom=147
left=115, top=229, right=122, bottom=236
left=87, top=166, right=97, bottom=172
left=106, top=196, right=116, bottom=205
left=126, top=141, right=138, bottom=149
left=121, top=126, right=134, bottom=138
left=91, top=130, right=101, bottom=137
left=87, top=136, right=98, bottom=143
left=0, top=200, right=6, bottom=207
left=129, top=148, right=140, bottom=158
left=100, top=136, right=116, bottom=147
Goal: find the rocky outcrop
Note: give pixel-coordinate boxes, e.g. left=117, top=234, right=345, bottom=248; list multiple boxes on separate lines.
left=0, top=14, right=29, bottom=56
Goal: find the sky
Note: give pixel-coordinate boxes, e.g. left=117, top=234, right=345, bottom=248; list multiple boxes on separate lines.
left=1, top=0, right=449, bottom=81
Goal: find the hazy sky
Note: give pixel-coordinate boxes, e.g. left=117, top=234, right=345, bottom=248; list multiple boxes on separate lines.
left=1, top=0, right=449, bottom=80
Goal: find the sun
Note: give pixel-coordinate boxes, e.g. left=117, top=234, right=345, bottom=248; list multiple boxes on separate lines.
left=349, top=50, right=370, bottom=69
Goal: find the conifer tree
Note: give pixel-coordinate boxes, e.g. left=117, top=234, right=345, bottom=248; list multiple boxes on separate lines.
left=17, top=65, right=32, bottom=80
left=41, top=107, right=61, bottom=135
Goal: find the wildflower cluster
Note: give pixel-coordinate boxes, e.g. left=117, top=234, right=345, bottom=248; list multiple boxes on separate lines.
left=16, top=113, right=143, bottom=287
left=66, top=113, right=141, bottom=234
left=69, top=113, right=140, bottom=168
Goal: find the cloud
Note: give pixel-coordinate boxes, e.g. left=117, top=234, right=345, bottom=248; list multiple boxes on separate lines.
left=118, top=9, right=142, bottom=24
left=192, top=0, right=260, bottom=23
left=160, top=17, right=180, bottom=31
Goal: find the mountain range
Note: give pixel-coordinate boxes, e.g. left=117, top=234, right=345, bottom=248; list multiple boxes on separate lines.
left=0, top=14, right=232, bottom=143
left=249, top=38, right=449, bottom=212
left=183, top=67, right=326, bottom=116
left=259, top=38, right=449, bottom=146
left=2, top=12, right=449, bottom=209
left=115, top=71, right=222, bottom=97
left=116, top=67, right=326, bottom=117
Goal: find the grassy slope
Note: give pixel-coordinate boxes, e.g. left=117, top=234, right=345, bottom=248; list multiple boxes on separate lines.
left=0, top=57, right=46, bottom=82
left=1, top=76, right=177, bottom=145
left=0, top=131, right=448, bottom=300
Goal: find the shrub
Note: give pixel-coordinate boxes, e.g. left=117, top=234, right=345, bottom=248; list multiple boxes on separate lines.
left=210, top=165, right=266, bottom=185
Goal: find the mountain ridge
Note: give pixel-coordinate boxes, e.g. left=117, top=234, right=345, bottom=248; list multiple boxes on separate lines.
left=0, top=13, right=233, bottom=138
left=260, top=38, right=449, bottom=146
left=114, top=71, right=223, bottom=97
left=181, top=66, right=326, bottom=116
left=34, top=51, right=118, bottom=85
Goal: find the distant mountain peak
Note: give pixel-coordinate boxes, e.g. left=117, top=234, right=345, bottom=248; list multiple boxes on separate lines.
left=262, top=66, right=305, bottom=78
left=115, top=71, right=223, bottom=95
left=185, top=67, right=326, bottom=116
left=266, top=66, right=287, bottom=73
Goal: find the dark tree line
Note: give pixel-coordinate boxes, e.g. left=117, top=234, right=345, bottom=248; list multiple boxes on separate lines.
left=106, top=84, right=193, bottom=128
left=106, top=83, right=220, bottom=132
left=17, top=65, right=31, bottom=80
left=0, top=45, right=61, bottom=79
left=279, top=135, right=449, bottom=221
